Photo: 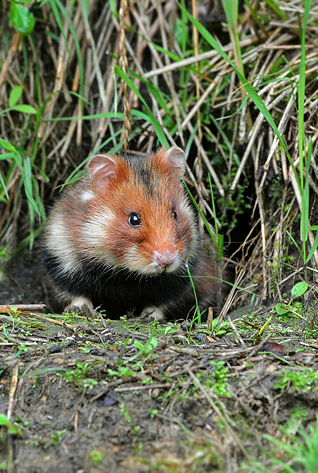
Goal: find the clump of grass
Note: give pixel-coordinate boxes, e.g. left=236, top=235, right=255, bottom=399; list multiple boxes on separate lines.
left=244, top=416, right=318, bottom=473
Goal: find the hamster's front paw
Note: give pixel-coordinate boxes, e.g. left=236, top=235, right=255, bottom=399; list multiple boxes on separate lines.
left=64, top=296, right=94, bottom=317
left=140, top=306, right=166, bottom=322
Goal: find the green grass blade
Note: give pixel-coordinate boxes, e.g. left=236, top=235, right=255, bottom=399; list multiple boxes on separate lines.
left=113, top=70, right=118, bottom=114
left=287, top=230, right=304, bottom=260
left=222, top=0, right=245, bottom=81
left=109, top=0, right=118, bottom=19
left=182, top=179, right=217, bottom=247
left=67, top=91, right=91, bottom=105
left=263, top=0, right=288, bottom=20
left=28, top=201, right=35, bottom=248
left=12, top=104, right=37, bottom=114
left=306, top=226, right=318, bottom=264
left=298, top=0, right=312, bottom=191
left=81, top=0, right=88, bottom=23
left=128, top=69, right=171, bottom=114
left=184, top=122, right=198, bottom=159
left=0, top=172, right=9, bottom=200
left=0, top=140, right=40, bottom=215
left=298, top=0, right=312, bottom=257
left=23, top=156, right=40, bottom=215
left=115, top=65, right=169, bottom=148
left=216, top=94, right=248, bottom=123
left=0, top=139, right=16, bottom=152
left=32, top=178, right=46, bottom=220
left=301, top=136, right=312, bottom=246
left=48, top=0, right=70, bottom=56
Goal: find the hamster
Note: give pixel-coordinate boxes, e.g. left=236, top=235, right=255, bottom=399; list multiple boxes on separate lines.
left=42, top=147, right=223, bottom=320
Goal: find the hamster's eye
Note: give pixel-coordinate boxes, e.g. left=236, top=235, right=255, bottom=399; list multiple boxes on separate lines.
left=172, top=210, right=178, bottom=220
left=128, top=212, right=142, bottom=227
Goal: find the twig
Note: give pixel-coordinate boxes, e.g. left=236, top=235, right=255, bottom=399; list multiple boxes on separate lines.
left=245, top=333, right=273, bottom=360
left=114, top=382, right=170, bottom=392
left=0, top=32, right=21, bottom=89
left=227, top=315, right=245, bottom=347
left=219, top=270, right=245, bottom=321
left=30, top=313, right=76, bottom=331
left=0, top=304, right=46, bottom=311
left=7, top=364, right=19, bottom=421
left=143, top=36, right=265, bottom=79
left=0, top=307, right=76, bottom=331
left=168, top=346, right=202, bottom=357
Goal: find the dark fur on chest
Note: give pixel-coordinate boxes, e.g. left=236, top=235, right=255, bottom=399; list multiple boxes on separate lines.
left=42, top=247, right=198, bottom=319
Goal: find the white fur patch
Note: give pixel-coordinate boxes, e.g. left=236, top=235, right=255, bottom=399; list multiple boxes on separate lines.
left=166, top=256, right=181, bottom=273
left=140, top=306, right=165, bottom=321
left=69, top=296, right=94, bottom=311
left=81, top=209, right=115, bottom=261
left=179, top=197, right=190, bottom=215
left=124, top=245, right=154, bottom=274
left=80, top=190, right=95, bottom=202
left=45, top=212, right=81, bottom=273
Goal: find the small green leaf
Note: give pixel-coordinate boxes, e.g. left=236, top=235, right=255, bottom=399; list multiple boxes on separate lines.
left=10, top=4, right=35, bottom=35
left=0, top=414, right=20, bottom=434
left=45, top=30, right=59, bottom=41
left=12, top=105, right=37, bottom=114
left=291, top=281, right=308, bottom=299
left=147, top=336, right=158, bottom=350
left=9, top=86, right=23, bottom=108
left=133, top=340, right=144, bottom=351
left=0, top=139, right=16, bottom=152
left=275, top=303, right=289, bottom=315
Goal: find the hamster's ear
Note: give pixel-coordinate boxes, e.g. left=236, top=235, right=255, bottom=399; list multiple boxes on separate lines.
left=164, top=146, right=185, bottom=178
left=87, top=154, right=118, bottom=192
left=88, top=154, right=117, bottom=178
left=166, top=146, right=185, bottom=179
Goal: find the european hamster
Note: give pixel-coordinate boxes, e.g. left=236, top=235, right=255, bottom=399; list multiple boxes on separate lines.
left=42, top=147, right=222, bottom=320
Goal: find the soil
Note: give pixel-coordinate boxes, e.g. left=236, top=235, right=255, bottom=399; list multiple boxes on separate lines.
left=1, top=252, right=318, bottom=473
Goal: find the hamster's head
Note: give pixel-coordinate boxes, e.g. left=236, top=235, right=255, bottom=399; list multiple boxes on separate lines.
left=80, top=147, right=199, bottom=276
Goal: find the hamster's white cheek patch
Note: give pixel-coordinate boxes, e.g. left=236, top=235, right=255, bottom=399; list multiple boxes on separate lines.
left=81, top=210, right=116, bottom=249
left=80, top=190, right=95, bottom=202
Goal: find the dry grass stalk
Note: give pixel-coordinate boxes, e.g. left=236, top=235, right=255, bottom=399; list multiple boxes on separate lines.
left=119, top=0, right=131, bottom=151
